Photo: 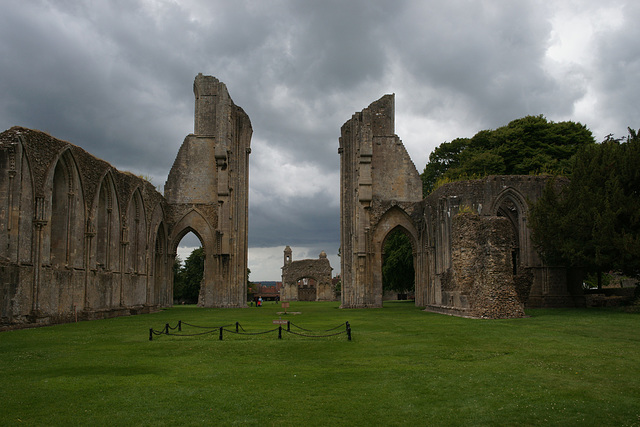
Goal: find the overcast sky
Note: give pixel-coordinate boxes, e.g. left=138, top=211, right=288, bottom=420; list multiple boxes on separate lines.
left=1, top=1, right=638, bottom=280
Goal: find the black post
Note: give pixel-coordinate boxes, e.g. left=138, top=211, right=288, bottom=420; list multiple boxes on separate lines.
left=346, top=322, right=352, bottom=341
left=165, top=323, right=170, bottom=335
left=278, top=326, right=282, bottom=339
left=236, top=321, right=239, bottom=333
left=149, top=328, right=153, bottom=341
left=219, top=327, right=223, bottom=341
left=178, top=320, right=182, bottom=332
left=287, top=321, right=290, bottom=331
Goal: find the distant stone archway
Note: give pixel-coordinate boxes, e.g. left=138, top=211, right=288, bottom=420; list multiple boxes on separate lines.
left=280, top=246, right=334, bottom=301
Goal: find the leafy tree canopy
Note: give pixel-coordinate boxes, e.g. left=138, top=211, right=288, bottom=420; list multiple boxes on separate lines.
left=529, top=129, right=640, bottom=279
left=421, top=115, right=595, bottom=195
left=382, top=230, right=414, bottom=293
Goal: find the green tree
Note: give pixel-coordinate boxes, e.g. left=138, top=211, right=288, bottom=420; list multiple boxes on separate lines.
left=421, top=115, right=595, bottom=195
left=172, top=255, right=185, bottom=303
left=247, top=268, right=256, bottom=300
left=529, top=129, right=640, bottom=283
left=382, top=230, right=414, bottom=293
left=173, top=247, right=204, bottom=304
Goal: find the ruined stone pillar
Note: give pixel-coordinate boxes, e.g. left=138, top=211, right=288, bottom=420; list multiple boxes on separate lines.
left=339, top=95, right=422, bottom=308
left=165, top=74, right=252, bottom=308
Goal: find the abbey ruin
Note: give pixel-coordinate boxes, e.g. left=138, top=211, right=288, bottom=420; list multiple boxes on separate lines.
left=1, top=75, right=583, bottom=327
left=280, top=246, right=335, bottom=302
left=0, top=74, right=250, bottom=326
left=339, top=95, right=581, bottom=317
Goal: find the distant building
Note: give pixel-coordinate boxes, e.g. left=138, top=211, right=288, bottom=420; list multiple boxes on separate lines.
left=250, top=281, right=282, bottom=301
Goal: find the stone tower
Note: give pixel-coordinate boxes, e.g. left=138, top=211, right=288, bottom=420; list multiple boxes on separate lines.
left=284, top=245, right=292, bottom=265
left=165, top=74, right=252, bottom=307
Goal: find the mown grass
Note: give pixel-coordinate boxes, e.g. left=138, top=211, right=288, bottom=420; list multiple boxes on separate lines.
left=1, top=301, right=639, bottom=426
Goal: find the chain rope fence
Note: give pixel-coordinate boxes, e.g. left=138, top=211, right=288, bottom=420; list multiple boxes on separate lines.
left=149, top=320, right=352, bottom=341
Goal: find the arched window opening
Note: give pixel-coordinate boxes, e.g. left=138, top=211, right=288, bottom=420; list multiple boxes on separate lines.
left=50, top=160, right=69, bottom=266
left=496, top=197, right=520, bottom=275
left=96, top=183, right=109, bottom=268
left=382, top=229, right=415, bottom=299
left=49, top=152, right=84, bottom=268
left=126, top=190, right=146, bottom=273
left=173, top=231, right=204, bottom=304
left=152, top=222, right=168, bottom=305
left=95, top=175, right=119, bottom=271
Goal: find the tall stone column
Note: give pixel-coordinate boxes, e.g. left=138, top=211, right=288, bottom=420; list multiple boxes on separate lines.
left=165, top=74, right=252, bottom=308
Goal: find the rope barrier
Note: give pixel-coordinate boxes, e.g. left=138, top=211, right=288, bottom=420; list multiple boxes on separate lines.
left=148, top=321, right=352, bottom=341
left=289, top=321, right=346, bottom=332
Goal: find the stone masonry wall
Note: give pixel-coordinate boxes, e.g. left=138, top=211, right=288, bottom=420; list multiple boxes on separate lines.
left=281, top=249, right=334, bottom=301
left=447, top=213, right=525, bottom=318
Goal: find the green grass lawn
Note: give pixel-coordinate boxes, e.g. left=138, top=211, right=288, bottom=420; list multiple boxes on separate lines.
left=1, top=301, right=639, bottom=426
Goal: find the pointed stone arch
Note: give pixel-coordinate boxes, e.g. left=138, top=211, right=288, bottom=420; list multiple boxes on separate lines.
left=0, top=134, right=34, bottom=264
left=44, top=148, right=85, bottom=269
left=92, top=170, right=120, bottom=271
left=170, top=209, right=215, bottom=255
left=490, top=187, right=531, bottom=269
left=148, top=202, right=168, bottom=306
left=370, top=206, right=420, bottom=307
left=125, top=187, right=147, bottom=274
left=169, top=208, right=216, bottom=307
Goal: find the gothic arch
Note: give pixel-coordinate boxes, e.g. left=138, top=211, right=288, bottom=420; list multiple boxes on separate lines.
left=125, top=188, right=147, bottom=274
left=169, top=208, right=217, bottom=307
left=148, top=202, right=169, bottom=307
left=44, top=149, right=85, bottom=268
left=371, top=206, right=420, bottom=306
left=490, top=187, right=531, bottom=268
left=170, top=209, right=215, bottom=256
left=91, top=171, right=120, bottom=270
left=0, top=135, right=34, bottom=264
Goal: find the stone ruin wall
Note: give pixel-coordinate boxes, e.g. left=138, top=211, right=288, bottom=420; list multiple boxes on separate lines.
left=0, top=127, right=170, bottom=327
left=339, top=94, right=584, bottom=318
left=281, top=247, right=334, bottom=302
left=439, top=213, right=525, bottom=318
left=339, top=94, right=423, bottom=308
left=1, top=74, right=252, bottom=328
left=165, top=74, right=252, bottom=308
left=424, top=175, right=582, bottom=311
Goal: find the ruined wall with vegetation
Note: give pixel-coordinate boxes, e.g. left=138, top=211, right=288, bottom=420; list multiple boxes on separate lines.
left=339, top=96, right=583, bottom=318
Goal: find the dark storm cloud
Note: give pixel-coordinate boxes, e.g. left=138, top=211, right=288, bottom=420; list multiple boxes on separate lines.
left=383, top=1, right=582, bottom=126
left=250, top=191, right=339, bottom=248
left=589, top=2, right=640, bottom=138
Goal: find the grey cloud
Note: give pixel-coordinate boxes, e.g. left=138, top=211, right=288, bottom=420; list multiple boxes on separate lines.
left=384, top=1, right=583, bottom=126
left=591, top=2, right=640, bottom=137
